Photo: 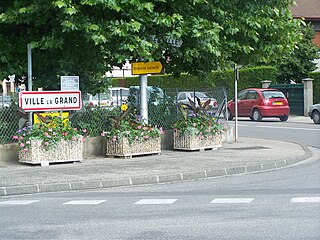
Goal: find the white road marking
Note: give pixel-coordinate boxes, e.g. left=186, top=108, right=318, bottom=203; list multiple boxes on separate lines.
left=134, top=199, right=178, bottom=205
left=290, top=197, right=320, bottom=203
left=0, top=200, right=39, bottom=205
left=211, top=198, right=254, bottom=204
left=63, top=200, right=106, bottom=205
left=256, top=126, right=320, bottom=131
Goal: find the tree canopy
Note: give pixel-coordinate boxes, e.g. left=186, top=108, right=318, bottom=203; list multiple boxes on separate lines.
left=0, top=0, right=301, bottom=92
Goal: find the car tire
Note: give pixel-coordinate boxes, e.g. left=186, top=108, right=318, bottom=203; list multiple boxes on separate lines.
left=225, top=108, right=233, bottom=120
left=312, top=111, right=320, bottom=124
left=279, top=115, right=289, bottom=122
left=252, top=109, right=262, bottom=121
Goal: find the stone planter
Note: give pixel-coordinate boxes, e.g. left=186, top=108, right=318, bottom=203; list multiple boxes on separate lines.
left=173, top=130, right=223, bottom=151
left=19, top=138, right=83, bottom=166
left=105, top=137, right=161, bottom=158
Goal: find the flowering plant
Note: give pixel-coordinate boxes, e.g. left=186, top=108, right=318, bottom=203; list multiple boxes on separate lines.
left=173, top=97, right=226, bottom=139
left=101, top=104, right=163, bottom=144
left=13, top=114, right=87, bottom=152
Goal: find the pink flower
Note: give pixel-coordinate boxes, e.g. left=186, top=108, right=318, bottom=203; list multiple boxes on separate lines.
left=200, top=135, right=204, bottom=140
left=12, top=136, right=19, bottom=140
left=23, top=148, right=28, bottom=152
left=26, top=141, right=30, bottom=145
left=48, top=128, right=52, bottom=132
left=137, top=125, right=142, bottom=129
left=101, top=132, right=106, bottom=137
left=143, top=135, right=149, bottom=139
left=159, top=127, right=164, bottom=134
left=82, top=138, right=86, bottom=143
left=20, top=136, right=24, bottom=140
left=62, top=132, right=68, bottom=136
left=44, top=142, right=49, bottom=146
left=82, top=129, right=87, bottom=133
left=53, top=132, right=56, bottom=136
left=74, top=128, right=78, bottom=131
left=112, top=138, right=117, bottom=142
left=19, top=143, right=25, bottom=148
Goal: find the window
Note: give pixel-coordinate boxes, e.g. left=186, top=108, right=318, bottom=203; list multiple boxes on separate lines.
left=238, top=91, right=247, bottom=100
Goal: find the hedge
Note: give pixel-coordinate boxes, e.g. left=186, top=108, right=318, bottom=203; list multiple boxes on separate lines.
left=308, top=72, right=320, bottom=103
left=111, top=66, right=277, bottom=99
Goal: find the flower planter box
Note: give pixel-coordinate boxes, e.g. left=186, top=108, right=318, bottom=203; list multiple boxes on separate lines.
left=173, top=130, right=222, bottom=151
left=19, top=138, right=83, bottom=166
left=105, top=137, right=161, bottom=158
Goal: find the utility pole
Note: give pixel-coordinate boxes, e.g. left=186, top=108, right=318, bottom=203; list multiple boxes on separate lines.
left=234, top=64, right=239, bottom=141
left=27, top=44, right=33, bottom=125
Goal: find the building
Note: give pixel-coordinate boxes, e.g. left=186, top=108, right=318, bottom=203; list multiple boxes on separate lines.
left=290, top=0, right=320, bottom=71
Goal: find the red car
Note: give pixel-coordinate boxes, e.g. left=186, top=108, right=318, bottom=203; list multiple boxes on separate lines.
left=226, top=88, right=290, bottom=121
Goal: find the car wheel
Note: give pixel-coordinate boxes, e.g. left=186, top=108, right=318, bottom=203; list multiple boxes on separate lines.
left=252, top=109, right=262, bottom=121
left=279, top=115, right=288, bottom=122
left=225, top=108, right=233, bottom=120
left=312, top=111, right=320, bottom=124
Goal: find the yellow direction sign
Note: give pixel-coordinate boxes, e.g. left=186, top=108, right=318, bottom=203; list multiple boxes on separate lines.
left=131, top=61, right=163, bottom=75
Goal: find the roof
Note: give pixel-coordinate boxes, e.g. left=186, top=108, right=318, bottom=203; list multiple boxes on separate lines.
left=290, top=0, right=320, bottom=20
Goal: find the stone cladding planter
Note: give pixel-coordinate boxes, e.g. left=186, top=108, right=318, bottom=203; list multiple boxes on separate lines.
left=173, top=130, right=223, bottom=151
left=19, top=138, right=83, bottom=166
left=105, top=137, right=161, bottom=158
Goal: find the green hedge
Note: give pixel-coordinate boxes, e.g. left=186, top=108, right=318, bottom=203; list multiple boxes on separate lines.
left=308, top=72, right=320, bottom=103
left=112, top=66, right=277, bottom=99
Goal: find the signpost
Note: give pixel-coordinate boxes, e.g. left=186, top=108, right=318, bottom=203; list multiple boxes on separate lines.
left=19, top=91, right=81, bottom=112
left=234, top=64, right=239, bottom=142
left=131, top=61, right=164, bottom=123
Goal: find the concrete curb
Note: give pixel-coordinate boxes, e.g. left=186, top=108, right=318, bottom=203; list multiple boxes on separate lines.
left=0, top=145, right=313, bottom=197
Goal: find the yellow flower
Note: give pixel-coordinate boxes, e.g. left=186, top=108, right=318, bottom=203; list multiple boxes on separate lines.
left=121, top=104, right=128, bottom=112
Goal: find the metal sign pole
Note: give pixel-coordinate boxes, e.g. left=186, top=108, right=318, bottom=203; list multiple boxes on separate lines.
left=234, top=64, right=239, bottom=141
left=27, top=44, right=33, bottom=125
left=139, top=74, right=148, bottom=124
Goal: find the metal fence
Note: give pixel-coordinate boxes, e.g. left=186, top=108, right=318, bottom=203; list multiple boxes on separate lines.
left=0, top=87, right=228, bottom=144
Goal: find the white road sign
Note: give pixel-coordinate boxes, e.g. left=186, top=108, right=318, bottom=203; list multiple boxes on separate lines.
left=61, top=76, right=79, bottom=91
left=19, top=91, right=81, bottom=112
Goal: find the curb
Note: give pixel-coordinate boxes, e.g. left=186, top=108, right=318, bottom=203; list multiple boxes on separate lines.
left=0, top=145, right=313, bottom=197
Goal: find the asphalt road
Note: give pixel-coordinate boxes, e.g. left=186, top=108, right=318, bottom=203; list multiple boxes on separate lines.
left=230, top=117, right=320, bottom=148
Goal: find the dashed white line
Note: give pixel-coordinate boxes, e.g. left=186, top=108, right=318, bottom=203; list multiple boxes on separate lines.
left=290, top=197, right=320, bottom=203
left=63, top=200, right=106, bottom=205
left=211, top=198, right=255, bottom=204
left=0, top=200, right=40, bottom=205
left=134, top=199, right=178, bottom=205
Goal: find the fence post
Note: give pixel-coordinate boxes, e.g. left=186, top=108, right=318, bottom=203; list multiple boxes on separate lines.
left=302, top=78, right=314, bottom=117
left=261, top=80, right=272, bottom=89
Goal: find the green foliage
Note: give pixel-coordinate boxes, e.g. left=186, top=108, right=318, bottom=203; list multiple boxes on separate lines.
left=12, top=116, right=85, bottom=151
left=308, top=72, right=320, bottom=103
left=273, top=23, right=320, bottom=83
left=71, top=106, right=114, bottom=137
left=173, top=100, right=225, bottom=138
left=101, top=105, right=162, bottom=144
left=1, top=0, right=301, bottom=89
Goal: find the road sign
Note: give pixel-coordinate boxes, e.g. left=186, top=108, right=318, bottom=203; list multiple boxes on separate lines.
left=61, top=76, right=79, bottom=91
left=131, top=61, right=163, bottom=75
left=19, top=91, right=81, bottom=112
left=150, top=35, right=183, bottom=48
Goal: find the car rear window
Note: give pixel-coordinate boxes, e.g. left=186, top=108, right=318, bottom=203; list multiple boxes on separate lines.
left=262, top=91, right=285, bottom=99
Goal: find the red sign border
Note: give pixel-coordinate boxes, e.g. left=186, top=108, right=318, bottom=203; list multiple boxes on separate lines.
left=19, top=91, right=81, bottom=112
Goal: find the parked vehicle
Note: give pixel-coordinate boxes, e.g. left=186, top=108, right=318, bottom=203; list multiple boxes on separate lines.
left=176, top=91, right=218, bottom=113
left=82, top=93, right=111, bottom=107
left=0, top=95, right=12, bottom=108
left=308, top=103, right=320, bottom=124
left=110, top=87, right=129, bottom=106
left=226, top=88, right=290, bottom=121
left=128, top=86, right=165, bottom=107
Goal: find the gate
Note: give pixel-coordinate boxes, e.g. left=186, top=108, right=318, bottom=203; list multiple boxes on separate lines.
left=269, top=84, right=304, bottom=115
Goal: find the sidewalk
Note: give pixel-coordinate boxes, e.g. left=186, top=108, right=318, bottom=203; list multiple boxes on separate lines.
left=0, top=137, right=317, bottom=197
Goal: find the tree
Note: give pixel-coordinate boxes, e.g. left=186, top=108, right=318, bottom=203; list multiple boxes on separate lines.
left=0, top=0, right=302, bottom=92
left=273, top=23, right=320, bottom=83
